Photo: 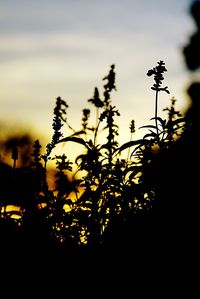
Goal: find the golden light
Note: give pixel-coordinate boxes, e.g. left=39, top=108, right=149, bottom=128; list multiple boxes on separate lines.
left=0, top=205, right=24, bottom=220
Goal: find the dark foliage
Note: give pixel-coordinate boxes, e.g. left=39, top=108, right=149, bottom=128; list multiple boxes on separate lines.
left=0, top=3, right=199, bottom=291
left=0, top=61, right=197, bottom=264
left=183, top=0, right=200, bottom=70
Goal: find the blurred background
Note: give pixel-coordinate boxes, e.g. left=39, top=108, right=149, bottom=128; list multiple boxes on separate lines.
left=0, top=0, right=196, bottom=161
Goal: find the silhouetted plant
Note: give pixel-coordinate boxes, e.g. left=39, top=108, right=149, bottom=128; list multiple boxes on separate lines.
left=0, top=61, right=188, bottom=254
left=146, top=60, right=170, bottom=136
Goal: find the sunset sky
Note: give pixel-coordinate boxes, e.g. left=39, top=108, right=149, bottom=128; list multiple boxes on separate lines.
left=0, top=0, right=196, bottom=159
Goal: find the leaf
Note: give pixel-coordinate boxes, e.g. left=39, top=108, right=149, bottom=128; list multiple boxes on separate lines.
left=130, top=143, right=146, bottom=155
left=124, top=165, right=141, bottom=175
left=129, top=169, right=142, bottom=181
left=58, top=136, right=89, bottom=148
left=143, top=132, right=158, bottom=139
left=70, top=130, right=86, bottom=137
left=118, top=139, right=148, bottom=153
left=64, top=198, right=74, bottom=206
left=75, top=154, right=87, bottom=165
left=150, top=116, right=166, bottom=127
left=139, top=124, right=158, bottom=130
left=170, top=117, right=186, bottom=126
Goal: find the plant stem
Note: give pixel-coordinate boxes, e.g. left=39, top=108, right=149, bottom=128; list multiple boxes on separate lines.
left=94, top=107, right=99, bottom=146
left=127, top=132, right=133, bottom=162
left=155, top=90, right=159, bottom=136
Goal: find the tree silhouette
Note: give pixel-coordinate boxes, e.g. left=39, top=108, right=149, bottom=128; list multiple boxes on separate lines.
left=183, top=0, right=200, bottom=71
left=182, top=0, right=200, bottom=244
left=183, top=1, right=200, bottom=137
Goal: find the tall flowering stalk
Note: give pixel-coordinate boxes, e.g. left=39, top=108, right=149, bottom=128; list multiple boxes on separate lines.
left=147, top=60, right=170, bottom=136
left=88, top=87, right=104, bottom=145
left=127, top=120, right=135, bottom=162
left=42, top=96, right=68, bottom=169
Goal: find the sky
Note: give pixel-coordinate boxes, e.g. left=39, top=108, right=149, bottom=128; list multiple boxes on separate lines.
left=0, top=0, right=196, bottom=160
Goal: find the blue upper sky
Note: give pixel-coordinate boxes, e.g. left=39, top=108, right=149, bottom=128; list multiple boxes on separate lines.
left=0, top=0, right=196, bottom=155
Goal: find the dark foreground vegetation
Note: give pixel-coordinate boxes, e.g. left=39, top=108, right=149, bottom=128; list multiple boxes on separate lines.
left=0, top=1, right=199, bottom=293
